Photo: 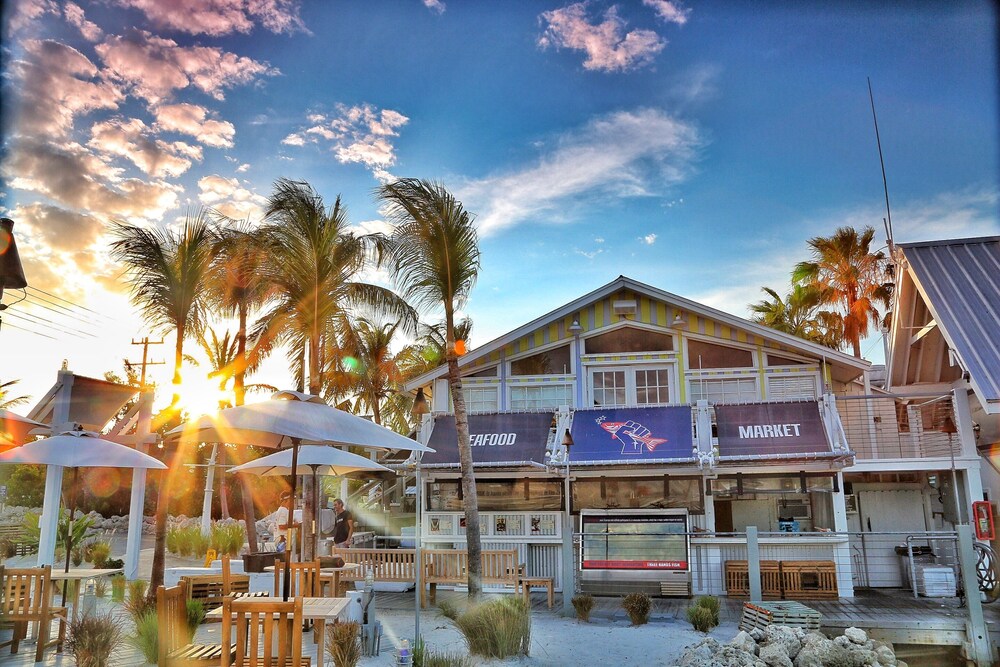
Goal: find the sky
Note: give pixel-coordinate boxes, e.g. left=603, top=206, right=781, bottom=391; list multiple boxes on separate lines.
left=1, top=0, right=998, bottom=413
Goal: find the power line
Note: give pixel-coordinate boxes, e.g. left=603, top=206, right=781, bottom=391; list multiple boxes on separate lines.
left=22, top=290, right=107, bottom=324
left=21, top=294, right=105, bottom=328
left=5, top=310, right=98, bottom=339
left=0, top=319, right=58, bottom=340
left=26, top=285, right=114, bottom=321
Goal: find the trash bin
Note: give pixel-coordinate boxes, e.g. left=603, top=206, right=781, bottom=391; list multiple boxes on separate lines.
left=894, top=545, right=935, bottom=588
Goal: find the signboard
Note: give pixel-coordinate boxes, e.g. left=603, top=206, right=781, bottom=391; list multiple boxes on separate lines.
left=421, top=412, right=554, bottom=466
left=569, top=406, right=694, bottom=462
left=715, top=401, right=829, bottom=457
left=580, top=511, right=688, bottom=570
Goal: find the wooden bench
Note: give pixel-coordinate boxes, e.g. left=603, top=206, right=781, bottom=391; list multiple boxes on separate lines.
left=0, top=524, right=33, bottom=557
left=331, top=547, right=417, bottom=586
left=519, top=576, right=554, bottom=609
left=157, top=581, right=237, bottom=667
left=181, top=572, right=251, bottom=611
left=422, top=549, right=520, bottom=608
left=724, top=560, right=783, bottom=599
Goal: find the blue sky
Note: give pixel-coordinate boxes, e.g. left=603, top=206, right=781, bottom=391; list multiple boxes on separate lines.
left=1, top=0, right=997, bottom=408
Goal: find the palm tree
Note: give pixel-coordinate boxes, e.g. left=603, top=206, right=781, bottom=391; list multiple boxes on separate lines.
left=0, top=379, right=30, bottom=409
left=793, top=226, right=891, bottom=358
left=749, top=285, right=843, bottom=350
left=257, top=179, right=415, bottom=558
left=377, top=178, right=484, bottom=598
left=110, top=213, right=215, bottom=593
left=342, top=317, right=408, bottom=426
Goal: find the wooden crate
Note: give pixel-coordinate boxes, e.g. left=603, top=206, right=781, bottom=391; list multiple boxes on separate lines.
left=780, top=560, right=838, bottom=599
left=739, top=601, right=822, bottom=632
left=724, top=560, right=782, bottom=599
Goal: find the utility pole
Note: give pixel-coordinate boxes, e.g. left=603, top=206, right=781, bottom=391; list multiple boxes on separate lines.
left=128, top=337, right=165, bottom=388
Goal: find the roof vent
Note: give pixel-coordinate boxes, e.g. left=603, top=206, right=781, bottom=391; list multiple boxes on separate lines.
left=612, top=299, right=637, bottom=317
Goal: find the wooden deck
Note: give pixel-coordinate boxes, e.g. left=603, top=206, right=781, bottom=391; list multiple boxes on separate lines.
left=372, top=586, right=1000, bottom=648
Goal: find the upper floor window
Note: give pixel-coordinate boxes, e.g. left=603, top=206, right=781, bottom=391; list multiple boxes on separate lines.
left=590, top=366, right=673, bottom=407
left=688, top=377, right=759, bottom=404
left=510, top=345, right=571, bottom=376
left=584, top=327, right=674, bottom=354
left=766, top=354, right=810, bottom=367
left=766, top=375, right=818, bottom=401
left=461, top=386, right=498, bottom=413
left=510, top=384, right=573, bottom=411
left=466, top=365, right=498, bottom=378
left=687, top=340, right=754, bottom=369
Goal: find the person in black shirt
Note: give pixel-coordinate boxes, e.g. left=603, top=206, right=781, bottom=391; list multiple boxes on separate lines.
left=332, top=498, right=354, bottom=548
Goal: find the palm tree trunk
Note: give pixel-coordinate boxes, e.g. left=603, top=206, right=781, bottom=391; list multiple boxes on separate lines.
left=449, top=352, right=481, bottom=599
left=234, top=303, right=258, bottom=552
left=150, top=327, right=186, bottom=595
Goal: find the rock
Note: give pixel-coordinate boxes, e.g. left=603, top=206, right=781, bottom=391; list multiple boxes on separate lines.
left=801, top=631, right=826, bottom=646
left=844, top=627, right=868, bottom=645
left=677, top=638, right=720, bottom=666
left=872, top=645, right=896, bottom=666
left=792, top=627, right=806, bottom=641
left=749, top=628, right=765, bottom=642
left=729, top=631, right=758, bottom=656
left=833, top=635, right=851, bottom=648
left=763, top=625, right=802, bottom=660
left=759, top=643, right=793, bottom=667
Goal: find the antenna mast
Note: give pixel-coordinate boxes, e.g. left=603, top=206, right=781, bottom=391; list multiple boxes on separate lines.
left=868, top=78, right=894, bottom=248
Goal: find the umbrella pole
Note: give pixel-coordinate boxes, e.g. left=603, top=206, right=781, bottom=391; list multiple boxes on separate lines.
left=283, top=439, right=301, bottom=601
left=62, top=467, right=79, bottom=607
left=313, top=467, right=319, bottom=559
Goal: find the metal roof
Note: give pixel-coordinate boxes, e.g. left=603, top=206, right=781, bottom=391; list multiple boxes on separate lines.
left=900, top=236, right=1000, bottom=411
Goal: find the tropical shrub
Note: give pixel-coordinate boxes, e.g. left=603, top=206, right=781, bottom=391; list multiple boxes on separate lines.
left=694, top=595, right=720, bottom=626
left=452, top=596, right=530, bottom=659
left=72, top=547, right=84, bottom=567
left=111, top=575, right=126, bottom=602
left=67, top=611, right=124, bottom=667
left=436, top=599, right=460, bottom=621
left=571, top=594, right=595, bottom=622
left=210, top=522, right=246, bottom=557
left=124, top=580, right=153, bottom=623
left=326, top=621, right=362, bottom=667
left=185, top=599, right=206, bottom=639
left=22, top=511, right=96, bottom=552
left=622, top=592, right=651, bottom=626
left=129, top=610, right=158, bottom=663
left=90, top=540, right=112, bottom=568
left=687, top=605, right=715, bottom=632
left=94, top=578, right=109, bottom=598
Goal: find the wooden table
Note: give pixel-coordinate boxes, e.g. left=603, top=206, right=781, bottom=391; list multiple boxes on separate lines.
left=264, top=564, right=360, bottom=598
left=520, top=577, right=554, bottom=609
left=206, top=596, right=349, bottom=661
left=51, top=568, right=123, bottom=622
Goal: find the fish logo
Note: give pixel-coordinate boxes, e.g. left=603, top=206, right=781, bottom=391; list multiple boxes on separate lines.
left=599, top=419, right=668, bottom=455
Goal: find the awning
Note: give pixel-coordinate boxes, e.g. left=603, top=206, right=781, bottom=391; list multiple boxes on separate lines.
left=569, top=406, right=695, bottom=465
left=715, top=401, right=832, bottom=459
left=421, top=412, right=554, bottom=468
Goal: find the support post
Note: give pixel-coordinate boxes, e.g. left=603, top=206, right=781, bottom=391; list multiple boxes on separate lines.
left=414, top=453, right=422, bottom=643
left=124, top=389, right=153, bottom=580
left=746, top=526, right=762, bottom=603
left=830, top=471, right=855, bottom=597
left=38, top=368, right=74, bottom=568
left=201, top=443, right=218, bottom=536
left=957, top=525, right=994, bottom=667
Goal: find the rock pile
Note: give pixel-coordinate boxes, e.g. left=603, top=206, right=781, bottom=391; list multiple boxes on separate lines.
left=674, top=625, right=906, bottom=667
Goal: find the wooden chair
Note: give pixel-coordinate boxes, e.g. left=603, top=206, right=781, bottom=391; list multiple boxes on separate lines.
left=0, top=565, right=68, bottom=663
left=272, top=559, right=321, bottom=598
left=221, top=596, right=309, bottom=667
left=157, top=581, right=235, bottom=667
left=221, top=557, right=267, bottom=600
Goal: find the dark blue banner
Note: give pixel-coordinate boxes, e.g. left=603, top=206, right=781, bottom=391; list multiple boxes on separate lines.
left=715, top=401, right=828, bottom=457
left=569, top=406, right=694, bottom=462
left=422, top=412, right=554, bottom=466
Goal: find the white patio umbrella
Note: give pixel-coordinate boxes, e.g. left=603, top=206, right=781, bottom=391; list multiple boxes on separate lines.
left=230, top=445, right=394, bottom=555
left=0, top=409, right=48, bottom=449
left=166, top=390, right=432, bottom=600
left=0, top=430, right=167, bottom=604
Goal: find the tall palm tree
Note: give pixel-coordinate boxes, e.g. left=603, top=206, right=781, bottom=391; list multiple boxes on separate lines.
left=110, top=213, right=215, bottom=593
left=342, top=317, right=408, bottom=426
left=257, top=179, right=415, bottom=558
left=377, top=178, right=484, bottom=598
left=749, top=285, right=844, bottom=350
left=793, top=226, right=891, bottom=358
left=0, top=379, right=30, bottom=409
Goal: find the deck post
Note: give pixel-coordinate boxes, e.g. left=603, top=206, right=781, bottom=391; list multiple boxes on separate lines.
left=957, top=524, right=994, bottom=667
left=746, top=526, right=762, bottom=603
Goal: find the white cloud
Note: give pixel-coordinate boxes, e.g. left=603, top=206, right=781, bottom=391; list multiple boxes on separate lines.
left=641, top=233, right=657, bottom=244
left=574, top=247, right=604, bottom=259
left=423, top=0, right=445, bottom=14
left=153, top=102, right=236, bottom=147
left=457, top=108, right=701, bottom=236
left=538, top=3, right=664, bottom=72
left=642, top=0, right=690, bottom=25
left=110, top=0, right=307, bottom=36
left=284, top=103, right=410, bottom=178
left=236, top=163, right=250, bottom=173
left=198, top=174, right=268, bottom=220
left=64, top=2, right=103, bottom=41
left=95, top=29, right=278, bottom=104
left=89, top=117, right=201, bottom=177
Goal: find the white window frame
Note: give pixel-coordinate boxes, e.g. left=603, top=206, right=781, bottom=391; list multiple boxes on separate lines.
left=587, top=363, right=676, bottom=407
left=508, top=383, right=574, bottom=411
left=686, top=375, right=761, bottom=404
left=458, top=385, right=500, bottom=414
left=765, top=373, right=821, bottom=401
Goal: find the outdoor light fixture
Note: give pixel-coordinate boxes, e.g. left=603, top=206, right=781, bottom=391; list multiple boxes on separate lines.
left=561, top=428, right=574, bottom=450
left=568, top=319, right=583, bottom=334
left=411, top=388, right=429, bottom=418
left=671, top=311, right=688, bottom=328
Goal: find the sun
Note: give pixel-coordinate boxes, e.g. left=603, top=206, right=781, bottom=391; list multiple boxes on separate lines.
left=174, top=373, right=231, bottom=416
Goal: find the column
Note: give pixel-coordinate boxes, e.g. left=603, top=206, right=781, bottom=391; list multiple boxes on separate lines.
left=125, top=389, right=153, bottom=580
left=831, top=471, right=855, bottom=597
